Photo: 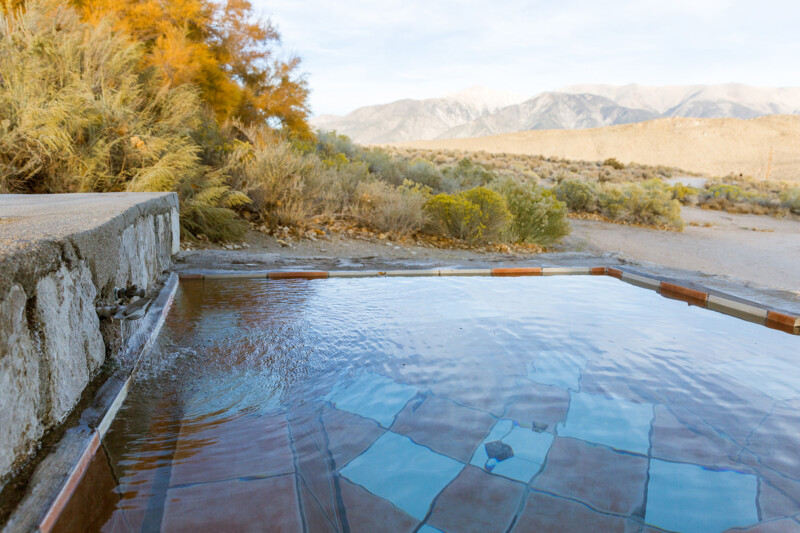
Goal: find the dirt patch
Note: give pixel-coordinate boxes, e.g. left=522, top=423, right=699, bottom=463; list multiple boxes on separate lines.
left=392, top=115, right=800, bottom=182
left=560, top=206, right=800, bottom=294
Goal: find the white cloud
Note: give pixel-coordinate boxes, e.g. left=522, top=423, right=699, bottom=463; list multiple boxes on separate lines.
left=252, top=0, right=800, bottom=115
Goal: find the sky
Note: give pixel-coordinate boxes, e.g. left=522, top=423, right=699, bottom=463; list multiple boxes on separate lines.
left=252, top=0, right=800, bottom=116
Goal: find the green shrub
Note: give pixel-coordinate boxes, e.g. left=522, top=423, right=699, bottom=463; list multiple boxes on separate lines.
left=492, top=179, right=570, bottom=246
left=403, top=159, right=443, bottom=190
left=603, top=157, right=625, bottom=170
left=597, top=185, right=627, bottom=219
left=442, top=158, right=497, bottom=192
left=669, top=183, right=700, bottom=205
left=424, top=186, right=510, bottom=242
left=177, top=168, right=250, bottom=241
left=705, top=184, right=745, bottom=201
left=554, top=177, right=683, bottom=229
left=616, top=184, right=683, bottom=229
left=554, top=179, right=598, bottom=212
left=781, top=187, right=800, bottom=214
left=353, top=180, right=430, bottom=235
left=228, top=133, right=329, bottom=228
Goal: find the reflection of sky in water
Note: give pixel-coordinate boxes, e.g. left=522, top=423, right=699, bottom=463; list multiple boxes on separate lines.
left=91, top=276, right=798, bottom=533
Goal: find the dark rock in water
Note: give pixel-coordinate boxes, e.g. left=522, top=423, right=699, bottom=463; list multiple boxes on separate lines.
left=532, top=421, right=548, bottom=433
left=484, top=440, right=514, bottom=462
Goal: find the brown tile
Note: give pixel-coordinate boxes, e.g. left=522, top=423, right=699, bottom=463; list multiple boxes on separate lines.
left=650, top=405, right=744, bottom=471
left=766, top=311, right=799, bottom=334
left=428, top=374, right=515, bottom=417
left=607, top=268, right=623, bottom=279
left=531, top=437, right=647, bottom=516
left=169, top=413, right=294, bottom=486
left=735, top=518, right=800, bottom=532
left=745, top=403, right=800, bottom=476
left=339, top=479, right=418, bottom=533
left=104, top=456, right=169, bottom=532
left=427, top=465, right=525, bottom=533
left=591, top=267, right=607, bottom=275
left=504, top=382, right=569, bottom=432
left=759, top=480, right=800, bottom=522
left=511, top=490, right=638, bottom=532
left=99, top=509, right=136, bottom=533
left=678, top=383, right=774, bottom=448
left=160, top=475, right=302, bottom=532
left=321, top=406, right=385, bottom=468
left=659, top=282, right=708, bottom=307
left=491, top=267, right=542, bottom=276
left=391, top=395, right=496, bottom=462
left=53, top=445, right=120, bottom=533
left=292, top=420, right=339, bottom=525
left=300, top=478, right=338, bottom=532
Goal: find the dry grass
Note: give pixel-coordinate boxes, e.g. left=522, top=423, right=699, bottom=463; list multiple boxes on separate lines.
left=388, top=115, right=800, bottom=182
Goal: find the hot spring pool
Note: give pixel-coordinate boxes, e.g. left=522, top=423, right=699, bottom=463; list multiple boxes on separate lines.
left=55, top=276, right=800, bottom=532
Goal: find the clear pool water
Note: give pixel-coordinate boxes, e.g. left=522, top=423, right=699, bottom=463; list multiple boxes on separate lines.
left=55, top=276, right=800, bottom=532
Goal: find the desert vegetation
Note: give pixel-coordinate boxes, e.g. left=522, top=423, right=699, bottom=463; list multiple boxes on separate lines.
left=388, top=146, right=800, bottom=225
left=10, top=1, right=793, bottom=251
left=0, top=0, right=572, bottom=249
left=670, top=177, right=800, bottom=217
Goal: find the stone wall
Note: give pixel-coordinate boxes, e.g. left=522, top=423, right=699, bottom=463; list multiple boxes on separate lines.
left=0, top=193, right=178, bottom=491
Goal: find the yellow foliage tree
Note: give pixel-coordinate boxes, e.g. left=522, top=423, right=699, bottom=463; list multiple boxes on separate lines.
left=72, top=0, right=310, bottom=136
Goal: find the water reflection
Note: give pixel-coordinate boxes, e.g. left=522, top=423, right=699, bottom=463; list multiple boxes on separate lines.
left=54, top=276, right=800, bottom=532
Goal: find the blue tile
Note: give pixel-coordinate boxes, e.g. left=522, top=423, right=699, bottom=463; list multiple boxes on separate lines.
left=556, top=391, right=653, bottom=454
left=645, top=459, right=759, bottom=533
left=418, top=526, right=443, bottom=533
left=470, top=420, right=554, bottom=483
left=340, top=431, right=463, bottom=520
left=326, top=373, right=418, bottom=428
left=526, top=350, right=587, bottom=391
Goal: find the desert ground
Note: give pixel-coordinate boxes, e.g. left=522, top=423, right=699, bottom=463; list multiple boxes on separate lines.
left=563, top=207, right=800, bottom=295
left=392, top=115, right=800, bottom=182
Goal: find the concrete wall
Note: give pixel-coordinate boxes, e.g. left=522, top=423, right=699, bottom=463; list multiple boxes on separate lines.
left=0, top=193, right=179, bottom=491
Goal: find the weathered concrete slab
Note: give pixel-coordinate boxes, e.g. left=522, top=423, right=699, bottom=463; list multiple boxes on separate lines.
left=0, top=193, right=178, bottom=494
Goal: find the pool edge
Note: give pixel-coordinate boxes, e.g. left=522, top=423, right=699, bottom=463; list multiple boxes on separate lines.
left=5, top=274, right=180, bottom=533
left=178, top=268, right=799, bottom=336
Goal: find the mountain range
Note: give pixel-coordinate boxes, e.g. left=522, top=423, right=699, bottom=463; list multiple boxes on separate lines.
left=310, top=84, right=800, bottom=144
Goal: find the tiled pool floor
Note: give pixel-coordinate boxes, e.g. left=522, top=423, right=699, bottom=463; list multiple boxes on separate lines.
left=54, top=277, right=800, bottom=532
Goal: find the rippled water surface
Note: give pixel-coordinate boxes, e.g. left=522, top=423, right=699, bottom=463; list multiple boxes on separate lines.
left=55, top=276, right=800, bottom=532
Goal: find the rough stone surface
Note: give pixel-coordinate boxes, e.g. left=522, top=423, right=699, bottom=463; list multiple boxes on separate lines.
left=0, top=193, right=177, bottom=491
left=0, top=286, right=40, bottom=485
left=35, top=264, right=104, bottom=425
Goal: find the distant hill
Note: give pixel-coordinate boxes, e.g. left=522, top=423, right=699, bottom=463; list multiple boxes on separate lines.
left=312, top=84, right=800, bottom=144
left=391, top=115, right=800, bottom=182
left=310, top=86, right=525, bottom=144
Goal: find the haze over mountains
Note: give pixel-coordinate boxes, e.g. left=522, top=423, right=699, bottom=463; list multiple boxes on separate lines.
left=310, top=84, right=800, bottom=144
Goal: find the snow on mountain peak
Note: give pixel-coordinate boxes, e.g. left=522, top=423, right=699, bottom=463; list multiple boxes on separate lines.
left=443, top=85, right=526, bottom=111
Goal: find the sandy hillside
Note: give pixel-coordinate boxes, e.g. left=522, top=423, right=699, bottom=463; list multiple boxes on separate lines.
left=391, top=115, right=800, bottom=181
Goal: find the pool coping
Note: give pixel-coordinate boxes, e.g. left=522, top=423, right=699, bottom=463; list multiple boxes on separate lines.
left=179, top=266, right=800, bottom=336
left=4, top=273, right=180, bottom=533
